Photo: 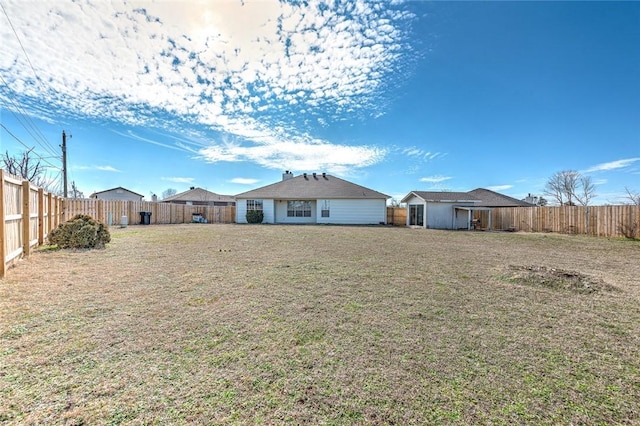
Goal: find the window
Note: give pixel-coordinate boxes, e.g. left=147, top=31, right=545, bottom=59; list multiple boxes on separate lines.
left=287, top=200, right=311, bottom=217
left=246, top=200, right=263, bottom=211
left=321, top=200, right=330, bottom=218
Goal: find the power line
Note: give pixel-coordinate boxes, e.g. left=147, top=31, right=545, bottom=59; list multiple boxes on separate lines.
left=0, top=4, right=60, bottom=157
left=0, top=2, right=50, bottom=96
left=0, top=123, right=61, bottom=170
left=0, top=77, right=60, bottom=159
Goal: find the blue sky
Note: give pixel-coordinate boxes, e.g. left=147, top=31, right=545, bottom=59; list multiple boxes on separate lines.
left=1, top=0, right=638, bottom=204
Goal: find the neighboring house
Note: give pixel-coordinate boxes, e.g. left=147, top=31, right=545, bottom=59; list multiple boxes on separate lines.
left=401, top=188, right=534, bottom=230
left=235, top=171, right=389, bottom=224
left=401, top=191, right=481, bottom=229
left=467, top=188, right=535, bottom=208
left=162, top=187, right=235, bottom=206
left=89, top=187, right=144, bottom=201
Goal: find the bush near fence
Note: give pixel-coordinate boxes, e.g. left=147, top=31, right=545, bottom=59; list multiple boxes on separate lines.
left=1, top=169, right=236, bottom=277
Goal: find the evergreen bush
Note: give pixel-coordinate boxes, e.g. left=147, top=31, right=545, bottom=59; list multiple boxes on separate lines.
left=246, top=210, right=264, bottom=224
left=48, top=214, right=111, bottom=249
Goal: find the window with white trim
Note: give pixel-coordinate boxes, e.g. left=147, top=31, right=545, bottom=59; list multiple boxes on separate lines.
left=246, top=199, right=263, bottom=211
left=321, top=200, right=330, bottom=217
left=287, top=200, right=311, bottom=217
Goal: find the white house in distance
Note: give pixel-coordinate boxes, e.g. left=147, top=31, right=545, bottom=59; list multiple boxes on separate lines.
left=89, top=186, right=144, bottom=201
left=235, top=171, right=389, bottom=224
left=401, top=188, right=534, bottom=230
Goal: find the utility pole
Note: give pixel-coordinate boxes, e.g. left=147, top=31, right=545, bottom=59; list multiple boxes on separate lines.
left=62, top=130, right=67, bottom=198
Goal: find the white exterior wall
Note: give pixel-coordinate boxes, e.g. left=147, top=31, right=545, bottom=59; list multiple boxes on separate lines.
left=274, top=200, right=316, bottom=224
left=237, top=198, right=386, bottom=224
left=236, top=199, right=275, bottom=224
left=426, top=203, right=454, bottom=229
left=317, top=199, right=386, bottom=225
left=426, top=202, right=476, bottom=229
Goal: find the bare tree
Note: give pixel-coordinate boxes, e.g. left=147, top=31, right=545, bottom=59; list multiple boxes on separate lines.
left=2, top=148, right=48, bottom=187
left=625, top=187, right=640, bottom=206
left=162, top=188, right=177, bottom=200
left=574, top=175, right=596, bottom=206
left=69, top=181, right=84, bottom=199
left=544, top=170, right=596, bottom=206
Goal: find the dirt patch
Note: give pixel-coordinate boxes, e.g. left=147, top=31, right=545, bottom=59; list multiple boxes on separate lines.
left=506, top=265, right=619, bottom=294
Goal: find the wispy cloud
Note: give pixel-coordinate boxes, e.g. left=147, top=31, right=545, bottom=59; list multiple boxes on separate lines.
left=112, top=130, right=193, bottom=153
left=486, top=184, right=513, bottom=191
left=420, top=175, right=451, bottom=183
left=74, top=165, right=122, bottom=172
left=230, top=178, right=260, bottom=185
left=402, top=147, right=445, bottom=161
left=161, top=177, right=194, bottom=184
left=583, top=158, right=640, bottom=173
left=0, top=0, right=415, bottom=173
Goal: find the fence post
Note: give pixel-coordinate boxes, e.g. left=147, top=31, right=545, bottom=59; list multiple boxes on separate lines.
left=38, top=188, right=44, bottom=245
left=47, top=192, right=53, bottom=236
left=0, top=170, right=6, bottom=278
left=22, top=180, right=30, bottom=258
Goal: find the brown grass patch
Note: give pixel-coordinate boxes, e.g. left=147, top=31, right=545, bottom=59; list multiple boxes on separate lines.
left=504, top=265, right=620, bottom=294
left=1, top=225, right=639, bottom=424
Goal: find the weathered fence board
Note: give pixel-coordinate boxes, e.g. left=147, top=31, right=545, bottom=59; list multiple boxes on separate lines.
left=386, top=207, right=407, bottom=226
left=488, top=205, right=639, bottom=237
left=63, top=199, right=236, bottom=225
left=1, top=170, right=63, bottom=277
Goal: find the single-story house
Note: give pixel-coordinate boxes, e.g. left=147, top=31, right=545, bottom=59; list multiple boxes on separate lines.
left=89, top=187, right=144, bottom=201
left=161, top=187, right=235, bottom=206
left=235, top=171, right=390, bottom=224
left=401, top=188, right=534, bottom=230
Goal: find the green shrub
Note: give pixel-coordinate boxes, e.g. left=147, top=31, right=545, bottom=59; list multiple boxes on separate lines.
left=246, top=209, right=264, bottom=224
left=48, top=214, right=111, bottom=249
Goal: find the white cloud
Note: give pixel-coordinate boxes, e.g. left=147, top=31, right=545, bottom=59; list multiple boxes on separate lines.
left=583, top=158, right=640, bottom=173
left=420, top=175, right=451, bottom=183
left=161, top=177, right=194, bottom=184
left=1, top=0, right=414, bottom=173
left=486, top=185, right=513, bottom=192
left=74, top=165, right=122, bottom=172
left=230, top=178, right=260, bottom=185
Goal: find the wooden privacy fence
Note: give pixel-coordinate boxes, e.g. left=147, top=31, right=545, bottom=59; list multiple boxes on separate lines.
left=475, top=205, right=640, bottom=238
left=1, top=170, right=64, bottom=277
left=64, top=199, right=236, bottom=226
left=387, top=207, right=407, bottom=226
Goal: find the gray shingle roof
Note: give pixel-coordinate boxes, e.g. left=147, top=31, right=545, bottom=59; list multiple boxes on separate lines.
left=235, top=173, right=389, bottom=200
left=467, top=188, right=535, bottom=207
left=89, top=186, right=144, bottom=197
left=163, top=187, right=234, bottom=203
left=402, top=189, right=536, bottom=207
left=402, top=191, right=481, bottom=203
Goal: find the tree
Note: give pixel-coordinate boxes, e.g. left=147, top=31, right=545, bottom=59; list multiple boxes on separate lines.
left=69, top=181, right=84, bottom=199
left=544, top=170, right=596, bottom=206
left=2, top=148, right=48, bottom=187
left=574, top=175, right=596, bottom=206
left=162, top=188, right=177, bottom=200
left=625, top=187, right=640, bottom=206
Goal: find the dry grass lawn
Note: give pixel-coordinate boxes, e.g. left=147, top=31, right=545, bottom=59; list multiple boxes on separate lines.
left=1, top=224, right=639, bottom=425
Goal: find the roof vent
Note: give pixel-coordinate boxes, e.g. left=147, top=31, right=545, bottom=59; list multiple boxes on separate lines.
left=322, top=172, right=327, bottom=179
left=312, top=172, right=317, bottom=179
left=303, top=173, right=308, bottom=180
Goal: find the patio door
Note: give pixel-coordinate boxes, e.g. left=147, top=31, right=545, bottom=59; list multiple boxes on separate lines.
left=409, top=204, right=424, bottom=227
